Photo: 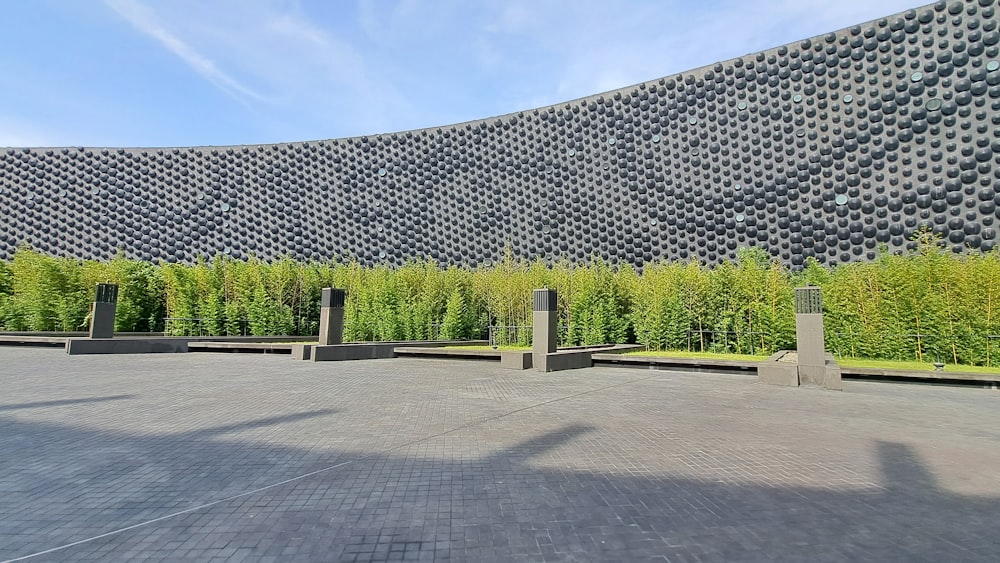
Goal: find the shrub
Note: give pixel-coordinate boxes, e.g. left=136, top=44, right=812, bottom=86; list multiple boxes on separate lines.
left=2, top=237, right=998, bottom=366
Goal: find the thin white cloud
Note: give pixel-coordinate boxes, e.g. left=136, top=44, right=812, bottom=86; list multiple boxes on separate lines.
left=15, top=0, right=927, bottom=146
left=104, top=0, right=271, bottom=106
left=101, top=0, right=416, bottom=138
left=475, top=0, right=921, bottom=113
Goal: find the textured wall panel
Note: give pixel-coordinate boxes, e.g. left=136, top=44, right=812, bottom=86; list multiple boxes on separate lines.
left=1, top=0, right=999, bottom=268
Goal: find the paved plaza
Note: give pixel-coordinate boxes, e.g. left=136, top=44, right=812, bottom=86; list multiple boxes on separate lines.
left=1, top=348, right=998, bottom=562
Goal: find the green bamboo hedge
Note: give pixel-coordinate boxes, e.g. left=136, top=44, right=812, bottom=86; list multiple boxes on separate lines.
left=2, top=239, right=999, bottom=365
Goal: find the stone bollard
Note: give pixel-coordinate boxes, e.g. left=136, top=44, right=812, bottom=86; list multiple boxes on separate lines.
left=89, top=283, right=118, bottom=339
left=794, top=286, right=842, bottom=390
left=794, top=287, right=824, bottom=371
left=533, top=288, right=557, bottom=368
left=318, top=288, right=346, bottom=345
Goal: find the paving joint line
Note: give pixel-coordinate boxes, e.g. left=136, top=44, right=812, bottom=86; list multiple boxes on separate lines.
left=3, top=370, right=661, bottom=562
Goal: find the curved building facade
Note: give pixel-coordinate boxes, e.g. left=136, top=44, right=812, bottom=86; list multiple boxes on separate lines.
left=1, top=0, right=999, bottom=268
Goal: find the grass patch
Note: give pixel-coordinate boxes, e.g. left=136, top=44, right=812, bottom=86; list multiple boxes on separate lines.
left=837, top=357, right=1000, bottom=374
left=440, top=345, right=530, bottom=351
left=623, top=350, right=768, bottom=362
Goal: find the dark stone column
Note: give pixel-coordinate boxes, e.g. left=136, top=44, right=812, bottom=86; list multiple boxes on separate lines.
left=533, top=289, right=557, bottom=360
left=319, top=288, right=346, bottom=345
left=89, top=283, right=118, bottom=339
left=794, top=287, right=825, bottom=369
left=794, top=286, right=841, bottom=390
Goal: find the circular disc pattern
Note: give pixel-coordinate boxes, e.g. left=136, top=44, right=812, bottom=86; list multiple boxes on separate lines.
left=1, top=0, right=999, bottom=268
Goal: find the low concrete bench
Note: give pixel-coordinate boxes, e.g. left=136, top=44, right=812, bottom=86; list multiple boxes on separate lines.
left=66, top=338, right=189, bottom=355
left=534, top=349, right=593, bottom=372
left=188, top=341, right=297, bottom=354
left=757, top=351, right=799, bottom=386
left=392, top=347, right=500, bottom=359
left=592, top=352, right=759, bottom=375
left=311, top=340, right=488, bottom=362
left=500, top=351, right=532, bottom=370
left=291, top=344, right=313, bottom=360
left=311, top=342, right=399, bottom=361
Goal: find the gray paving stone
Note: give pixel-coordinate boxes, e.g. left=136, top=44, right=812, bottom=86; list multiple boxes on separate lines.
left=0, top=348, right=998, bottom=561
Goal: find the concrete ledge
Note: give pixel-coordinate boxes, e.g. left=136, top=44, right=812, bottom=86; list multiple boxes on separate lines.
left=757, top=351, right=799, bottom=386
left=312, top=343, right=397, bottom=361
left=188, top=342, right=299, bottom=354
left=393, top=344, right=626, bottom=369
left=799, top=354, right=842, bottom=391
left=756, top=351, right=841, bottom=390
left=500, top=351, right=532, bottom=370
left=1, top=332, right=188, bottom=347
left=312, top=340, right=487, bottom=362
left=590, top=349, right=999, bottom=385
left=66, top=338, right=189, bottom=355
left=841, top=366, right=1000, bottom=383
left=291, top=344, right=313, bottom=360
left=64, top=335, right=309, bottom=355
left=593, top=352, right=759, bottom=374
left=534, top=350, right=592, bottom=372
left=182, top=336, right=308, bottom=343
left=2, top=331, right=93, bottom=337
left=3, top=332, right=308, bottom=341
left=577, top=344, right=646, bottom=354
left=393, top=347, right=501, bottom=359
left=0, top=335, right=68, bottom=347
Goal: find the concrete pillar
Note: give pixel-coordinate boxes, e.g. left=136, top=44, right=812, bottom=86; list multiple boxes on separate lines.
left=89, top=283, right=118, bottom=339
left=318, top=288, right=346, bottom=345
left=794, top=287, right=825, bottom=369
left=533, top=289, right=557, bottom=362
left=794, top=286, right=841, bottom=390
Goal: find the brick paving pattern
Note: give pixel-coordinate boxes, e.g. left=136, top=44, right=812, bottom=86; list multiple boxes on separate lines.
left=1, top=348, right=998, bottom=562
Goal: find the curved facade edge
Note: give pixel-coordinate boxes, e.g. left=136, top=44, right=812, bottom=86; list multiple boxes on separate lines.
left=1, top=0, right=998, bottom=268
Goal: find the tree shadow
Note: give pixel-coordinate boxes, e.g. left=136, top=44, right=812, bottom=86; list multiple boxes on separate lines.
left=1, top=415, right=997, bottom=562
left=0, top=395, right=135, bottom=412
left=180, top=409, right=340, bottom=440
left=876, top=440, right=938, bottom=493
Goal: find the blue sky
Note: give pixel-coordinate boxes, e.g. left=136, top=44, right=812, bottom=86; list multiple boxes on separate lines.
left=0, top=0, right=922, bottom=148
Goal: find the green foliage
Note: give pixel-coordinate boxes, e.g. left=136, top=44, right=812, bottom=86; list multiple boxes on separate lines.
left=3, top=249, right=88, bottom=331
left=818, top=234, right=1000, bottom=365
left=440, top=282, right=477, bottom=341
left=566, top=263, right=631, bottom=346
left=471, top=251, right=535, bottom=346
left=0, top=249, right=164, bottom=332
left=0, top=260, right=15, bottom=329
left=161, top=262, right=200, bottom=335
left=0, top=260, right=11, bottom=296
left=2, top=238, right=999, bottom=366
left=107, top=255, right=165, bottom=332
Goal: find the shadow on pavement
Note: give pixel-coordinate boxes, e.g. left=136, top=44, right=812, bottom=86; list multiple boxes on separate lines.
left=0, top=395, right=135, bottom=412
left=0, top=413, right=997, bottom=561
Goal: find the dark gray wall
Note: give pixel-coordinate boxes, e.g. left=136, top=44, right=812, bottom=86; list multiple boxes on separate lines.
left=1, top=0, right=999, bottom=268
